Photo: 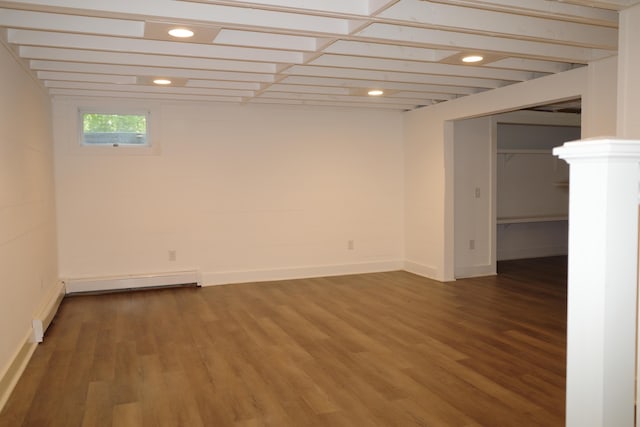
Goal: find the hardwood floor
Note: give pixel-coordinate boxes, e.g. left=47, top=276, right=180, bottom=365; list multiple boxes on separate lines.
left=0, top=257, right=567, bottom=426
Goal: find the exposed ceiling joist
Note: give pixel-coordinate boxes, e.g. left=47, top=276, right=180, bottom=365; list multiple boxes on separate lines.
left=0, top=0, right=625, bottom=110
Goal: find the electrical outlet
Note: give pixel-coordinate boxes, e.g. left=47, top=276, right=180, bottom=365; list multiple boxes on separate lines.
left=348, top=240, right=354, bottom=250
left=168, top=250, right=177, bottom=261
left=475, top=187, right=481, bottom=198
left=469, top=240, right=475, bottom=250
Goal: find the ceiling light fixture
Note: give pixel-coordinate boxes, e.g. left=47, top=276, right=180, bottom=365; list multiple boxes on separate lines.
left=368, top=89, right=384, bottom=96
left=168, top=28, right=194, bottom=38
left=153, top=78, right=172, bottom=85
left=462, top=55, right=484, bottom=63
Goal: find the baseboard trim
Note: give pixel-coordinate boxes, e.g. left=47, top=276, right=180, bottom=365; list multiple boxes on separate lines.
left=64, top=270, right=202, bottom=294
left=32, top=281, right=66, bottom=343
left=0, top=330, right=37, bottom=413
left=454, top=264, right=497, bottom=279
left=202, top=260, right=404, bottom=286
left=403, top=260, right=441, bottom=281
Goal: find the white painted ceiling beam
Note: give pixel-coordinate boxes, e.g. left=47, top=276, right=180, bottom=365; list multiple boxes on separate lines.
left=180, top=0, right=371, bottom=16
left=213, top=29, right=318, bottom=51
left=263, top=84, right=351, bottom=95
left=356, top=23, right=613, bottom=63
left=29, top=60, right=276, bottom=83
left=182, top=0, right=403, bottom=19
left=248, top=97, right=417, bottom=110
left=262, top=84, right=455, bottom=101
left=369, top=0, right=401, bottom=15
left=427, top=0, right=619, bottom=25
left=0, top=8, right=144, bottom=36
left=379, top=0, right=617, bottom=49
left=20, top=47, right=278, bottom=73
left=552, top=0, right=640, bottom=10
left=487, top=58, right=575, bottom=74
left=393, top=91, right=455, bottom=100
left=279, top=76, right=481, bottom=95
left=282, top=65, right=508, bottom=88
left=49, top=88, right=244, bottom=102
left=8, top=29, right=304, bottom=64
left=310, top=54, right=538, bottom=81
left=324, top=40, right=457, bottom=62
left=257, top=90, right=427, bottom=105
left=36, top=71, right=137, bottom=84
left=185, top=80, right=262, bottom=90
left=44, top=80, right=255, bottom=97
left=0, top=0, right=351, bottom=35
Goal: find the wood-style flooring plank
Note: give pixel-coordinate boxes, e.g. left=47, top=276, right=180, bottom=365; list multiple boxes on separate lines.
left=0, top=256, right=567, bottom=426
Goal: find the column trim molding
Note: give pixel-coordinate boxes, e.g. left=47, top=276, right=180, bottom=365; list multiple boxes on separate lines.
left=554, top=138, right=640, bottom=161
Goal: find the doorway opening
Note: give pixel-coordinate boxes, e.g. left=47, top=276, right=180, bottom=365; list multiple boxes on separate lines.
left=453, top=98, right=581, bottom=279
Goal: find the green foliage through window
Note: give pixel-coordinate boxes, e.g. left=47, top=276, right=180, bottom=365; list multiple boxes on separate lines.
left=83, top=113, right=146, bottom=133
left=81, top=112, right=148, bottom=146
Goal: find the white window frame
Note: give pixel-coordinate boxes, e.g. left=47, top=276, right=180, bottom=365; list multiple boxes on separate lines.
left=77, top=107, right=157, bottom=154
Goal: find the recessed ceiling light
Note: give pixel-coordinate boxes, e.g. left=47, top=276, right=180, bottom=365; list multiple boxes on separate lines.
left=168, top=28, right=194, bottom=38
left=462, top=55, right=484, bottom=63
left=368, top=89, right=384, bottom=96
left=153, top=78, right=172, bottom=85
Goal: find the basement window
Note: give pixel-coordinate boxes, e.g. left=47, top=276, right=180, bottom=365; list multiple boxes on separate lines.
left=79, top=110, right=150, bottom=147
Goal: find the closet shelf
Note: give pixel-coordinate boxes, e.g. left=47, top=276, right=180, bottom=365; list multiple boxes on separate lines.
left=497, top=215, right=568, bottom=225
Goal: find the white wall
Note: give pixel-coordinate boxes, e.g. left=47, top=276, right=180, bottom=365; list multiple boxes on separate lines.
left=453, top=116, right=494, bottom=278
left=404, top=65, right=618, bottom=281
left=584, top=56, right=617, bottom=138
left=618, top=4, right=640, bottom=139
left=53, top=100, right=405, bottom=285
left=0, top=43, right=58, bottom=393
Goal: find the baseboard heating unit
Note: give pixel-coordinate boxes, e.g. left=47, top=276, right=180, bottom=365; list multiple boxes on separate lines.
left=64, top=270, right=202, bottom=294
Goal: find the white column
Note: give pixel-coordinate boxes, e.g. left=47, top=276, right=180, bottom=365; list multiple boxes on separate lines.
left=553, top=139, right=640, bottom=427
